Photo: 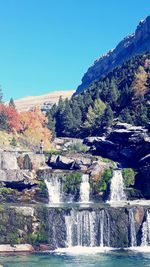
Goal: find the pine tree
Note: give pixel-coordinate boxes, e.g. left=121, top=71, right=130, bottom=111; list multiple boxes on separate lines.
left=9, top=98, right=16, bottom=109
left=101, top=105, right=113, bottom=128
left=71, top=100, right=82, bottom=133
left=0, top=87, right=3, bottom=103
left=107, top=79, right=119, bottom=107
left=47, top=111, right=56, bottom=139
left=120, top=108, right=133, bottom=124
left=61, top=99, right=74, bottom=136
left=55, top=96, right=65, bottom=136
left=0, top=111, right=7, bottom=130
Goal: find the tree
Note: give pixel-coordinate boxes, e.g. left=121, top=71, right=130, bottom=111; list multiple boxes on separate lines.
left=71, top=100, right=82, bottom=134
left=9, top=98, right=16, bottom=109
left=47, top=111, right=56, bottom=139
left=101, top=105, right=113, bottom=128
left=107, top=79, right=119, bottom=107
left=55, top=96, right=65, bottom=136
left=61, top=99, right=74, bottom=136
left=93, top=98, right=106, bottom=117
left=19, top=107, right=52, bottom=149
left=120, top=108, right=133, bottom=124
left=84, top=105, right=96, bottom=131
left=0, top=86, right=3, bottom=103
left=132, top=66, right=148, bottom=98
left=0, top=104, right=7, bottom=130
left=6, top=106, right=21, bottom=132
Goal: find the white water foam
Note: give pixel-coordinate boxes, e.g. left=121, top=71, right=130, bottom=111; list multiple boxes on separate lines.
left=45, top=176, right=61, bottom=204
left=55, top=246, right=114, bottom=254
left=80, top=174, right=90, bottom=203
left=109, top=170, right=126, bottom=203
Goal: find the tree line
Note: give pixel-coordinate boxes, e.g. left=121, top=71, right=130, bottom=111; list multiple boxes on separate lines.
left=47, top=51, right=150, bottom=138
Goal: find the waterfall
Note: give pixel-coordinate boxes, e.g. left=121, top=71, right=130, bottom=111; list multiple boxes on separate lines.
left=45, top=175, right=62, bottom=204
left=141, top=210, right=150, bottom=246
left=129, top=209, right=137, bottom=247
left=65, top=209, right=110, bottom=247
left=80, top=174, right=90, bottom=203
left=109, top=169, right=126, bottom=202
left=99, top=210, right=104, bottom=247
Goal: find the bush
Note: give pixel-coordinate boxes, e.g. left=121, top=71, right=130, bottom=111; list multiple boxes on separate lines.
left=63, top=172, right=82, bottom=194
left=90, top=168, right=113, bottom=194
left=0, top=187, right=14, bottom=195
left=122, top=168, right=136, bottom=187
left=10, top=136, right=17, bottom=146
left=69, top=141, right=88, bottom=153
left=99, top=168, right=113, bottom=191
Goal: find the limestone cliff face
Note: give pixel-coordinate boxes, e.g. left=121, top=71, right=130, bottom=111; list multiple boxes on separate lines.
left=76, top=15, right=150, bottom=94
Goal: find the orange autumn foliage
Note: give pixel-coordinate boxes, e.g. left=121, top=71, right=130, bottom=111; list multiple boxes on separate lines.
left=0, top=104, right=52, bottom=149
left=19, top=107, right=52, bottom=149
left=0, top=104, right=21, bottom=132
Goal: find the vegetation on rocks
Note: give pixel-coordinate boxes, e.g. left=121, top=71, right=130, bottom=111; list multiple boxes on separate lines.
left=63, top=172, right=82, bottom=195
left=90, top=168, right=113, bottom=199
left=122, top=168, right=136, bottom=187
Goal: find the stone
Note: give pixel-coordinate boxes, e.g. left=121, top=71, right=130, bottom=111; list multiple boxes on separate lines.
left=1, top=152, right=18, bottom=170
left=0, top=244, right=34, bottom=252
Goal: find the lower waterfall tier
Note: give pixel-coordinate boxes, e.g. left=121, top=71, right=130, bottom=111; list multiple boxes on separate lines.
left=0, top=205, right=150, bottom=251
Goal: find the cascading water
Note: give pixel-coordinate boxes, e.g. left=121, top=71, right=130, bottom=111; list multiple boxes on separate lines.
left=109, top=169, right=126, bottom=202
left=80, top=174, right=90, bottom=203
left=65, top=209, right=110, bottom=247
left=129, top=209, right=137, bottom=247
left=141, top=210, right=150, bottom=246
left=45, top=175, right=62, bottom=204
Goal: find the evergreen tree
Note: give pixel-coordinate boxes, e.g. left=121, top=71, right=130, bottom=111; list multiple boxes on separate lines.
left=9, top=98, right=16, bottom=109
left=47, top=111, right=56, bottom=139
left=120, top=108, right=133, bottom=124
left=61, top=99, right=74, bottom=136
left=84, top=106, right=96, bottom=129
left=101, top=105, right=113, bottom=128
left=55, top=96, right=65, bottom=136
left=0, top=111, right=7, bottom=130
left=0, top=87, right=3, bottom=103
left=71, top=100, right=82, bottom=133
left=107, top=79, right=119, bottom=107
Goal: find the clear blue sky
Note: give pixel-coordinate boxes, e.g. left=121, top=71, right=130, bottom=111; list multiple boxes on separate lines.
left=0, top=0, right=150, bottom=100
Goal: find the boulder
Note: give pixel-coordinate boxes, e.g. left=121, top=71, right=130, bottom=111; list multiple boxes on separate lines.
left=18, top=153, right=46, bottom=170
left=0, top=152, right=18, bottom=170
left=48, top=154, right=93, bottom=170
left=84, top=123, right=150, bottom=165
left=89, top=160, right=109, bottom=179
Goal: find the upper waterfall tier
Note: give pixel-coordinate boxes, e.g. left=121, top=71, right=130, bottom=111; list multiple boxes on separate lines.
left=109, top=170, right=126, bottom=203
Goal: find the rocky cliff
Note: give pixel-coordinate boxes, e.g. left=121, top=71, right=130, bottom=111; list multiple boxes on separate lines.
left=76, top=15, right=150, bottom=94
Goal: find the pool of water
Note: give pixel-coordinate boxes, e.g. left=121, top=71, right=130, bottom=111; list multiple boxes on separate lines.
left=0, top=250, right=150, bottom=267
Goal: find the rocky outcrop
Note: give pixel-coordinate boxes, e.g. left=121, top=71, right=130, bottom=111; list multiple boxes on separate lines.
left=48, top=154, right=92, bottom=171
left=76, top=15, right=150, bottom=94
left=84, top=122, right=150, bottom=198
left=0, top=205, right=49, bottom=248
left=84, top=123, right=150, bottom=165
left=0, top=152, right=19, bottom=170
left=47, top=154, right=110, bottom=176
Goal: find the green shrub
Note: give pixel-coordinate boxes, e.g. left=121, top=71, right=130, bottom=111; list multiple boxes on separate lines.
left=90, top=168, right=113, bottom=194
left=0, top=187, right=14, bottom=195
left=63, top=172, right=82, bottom=194
left=69, top=141, right=88, bottom=153
left=99, top=168, right=113, bottom=191
left=122, top=168, right=136, bottom=187
left=10, top=136, right=17, bottom=147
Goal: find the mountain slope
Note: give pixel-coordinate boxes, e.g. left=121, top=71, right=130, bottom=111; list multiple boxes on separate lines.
left=47, top=50, right=150, bottom=138
left=76, top=15, right=150, bottom=94
left=14, top=90, right=74, bottom=112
